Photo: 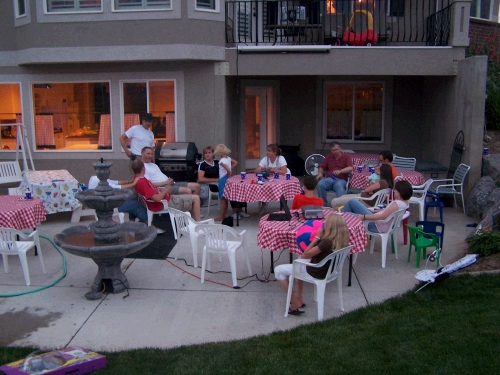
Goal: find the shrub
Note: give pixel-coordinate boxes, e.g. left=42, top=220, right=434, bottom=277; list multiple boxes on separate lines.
left=468, top=230, right=500, bottom=256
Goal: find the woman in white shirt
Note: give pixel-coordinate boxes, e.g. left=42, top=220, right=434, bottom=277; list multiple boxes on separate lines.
left=254, top=144, right=288, bottom=175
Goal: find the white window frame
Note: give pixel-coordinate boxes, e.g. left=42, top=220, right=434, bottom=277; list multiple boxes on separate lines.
left=470, top=0, right=495, bottom=21
left=112, top=0, right=172, bottom=12
left=44, top=0, right=103, bottom=14
left=14, top=0, right=27, bottom=18
left=323, top=81, right=385, bottom=144
left=0, top=82, right=23, bottom=153
left=195, top=0, right=219, bottom=13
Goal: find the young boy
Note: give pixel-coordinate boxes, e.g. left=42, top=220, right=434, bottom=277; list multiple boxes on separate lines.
left=292, top=176, right=324, bottom=209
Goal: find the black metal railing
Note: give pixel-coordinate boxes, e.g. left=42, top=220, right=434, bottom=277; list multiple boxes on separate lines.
left=225, top=0, right=452, bottom=47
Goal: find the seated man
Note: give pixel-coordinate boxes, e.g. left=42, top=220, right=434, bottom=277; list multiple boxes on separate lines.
left=88, top=175, right=147, bottom=224
left=132, top=159, right=201, bottom=221
left=379, top=150, right=398, bottom=180
left=141, top=146, right=200, bottom=195
left=292, top=176, right=324, bottom=209
left=316, top=141, right=353, bottom=206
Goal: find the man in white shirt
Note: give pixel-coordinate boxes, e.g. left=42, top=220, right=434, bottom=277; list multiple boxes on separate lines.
left=141, top=146, right=200, bottom=196
left=119, top=113, right=155, bottom=160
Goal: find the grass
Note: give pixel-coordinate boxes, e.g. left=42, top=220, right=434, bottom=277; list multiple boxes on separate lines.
left=2, top=273, right=500, bottom=374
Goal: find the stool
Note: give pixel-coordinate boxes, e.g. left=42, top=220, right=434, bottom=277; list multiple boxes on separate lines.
left=424, top=200, right=444, bottom=222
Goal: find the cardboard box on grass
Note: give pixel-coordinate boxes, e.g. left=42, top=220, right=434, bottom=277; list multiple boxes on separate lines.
left=0, top=346, right=106, bottom=375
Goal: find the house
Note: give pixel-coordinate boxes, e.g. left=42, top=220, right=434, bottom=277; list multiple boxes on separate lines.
left=0, top=0, right=491, bottom=198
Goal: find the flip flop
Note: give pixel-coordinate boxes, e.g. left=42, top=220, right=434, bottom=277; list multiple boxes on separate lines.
left=290, top=303, right=306, bottom=308
left=288, top=309, right=305, bottom=316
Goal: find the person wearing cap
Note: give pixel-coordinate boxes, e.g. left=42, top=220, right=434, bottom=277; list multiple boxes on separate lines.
left=119, top=113, right=155, bottom=161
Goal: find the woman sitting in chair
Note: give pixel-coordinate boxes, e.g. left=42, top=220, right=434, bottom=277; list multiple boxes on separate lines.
left=342, top=180, right=413, bottom=233
left=274, top=214, right=349, bottom=315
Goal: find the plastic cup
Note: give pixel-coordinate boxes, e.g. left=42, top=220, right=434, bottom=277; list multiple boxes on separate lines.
left=331, top=173, right=336, bottom=180
left=274, top=172, right=279, bottom=179
left=25, top=191, right=32, bottom=200
left=484, top=147, right=490, bottom=155
left=369, top=166, right=375, bottom=173
left=257, top=174, right=263, bottom=182
left=286, top=173, right=291, bottom=180
left=241, top=171, right=246, bottom=180
left=357, top=166, right=363, bottom=173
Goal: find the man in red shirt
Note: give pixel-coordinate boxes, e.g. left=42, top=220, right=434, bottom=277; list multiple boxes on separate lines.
left=292, top=176, right=324, bottom=209
left=132, top=159, right=201, bottom=221
left=379, top=150, right=399, bottom=180
left=316, top=141, right=353, bottom=206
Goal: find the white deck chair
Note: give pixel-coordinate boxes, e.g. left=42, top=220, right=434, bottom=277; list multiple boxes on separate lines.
left=0, top=161, right=22, bottom=185
left=409, top=179, right=434, bottom=222
left=392, top=156, right=417, bottom=170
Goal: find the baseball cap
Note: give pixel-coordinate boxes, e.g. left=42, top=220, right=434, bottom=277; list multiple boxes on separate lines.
left=142, top=113, right=153, bottom=121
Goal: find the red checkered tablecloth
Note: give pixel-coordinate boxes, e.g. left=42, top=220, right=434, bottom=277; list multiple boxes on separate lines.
left=349, top=169, right=425, bottom=189
left=0, top=196, right=47, bottom=230
left=223, top=174, right=301, bottom=202
left=350, top=153, right=380, bottom=167
left=257, top=209, right=367, bottom=255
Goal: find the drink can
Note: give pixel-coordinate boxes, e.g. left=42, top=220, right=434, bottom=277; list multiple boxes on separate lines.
left=357, top=166, right=363, bottom=173
left=286, top=172, right=291, bottom=180
left=375, top=204, right=384, bottom=210
left=25, top=190, right=32, bottom=200
left=241, top=171, right=246, bottom=180
left=257, top=174, right=263, bottom=182
left=484, top=147, right=490, bottom=155
left=331, top=173, right=336, bottom=180
left=369, top=166, right=375, bottom=173
left=274, top=171, right=279, bottom=179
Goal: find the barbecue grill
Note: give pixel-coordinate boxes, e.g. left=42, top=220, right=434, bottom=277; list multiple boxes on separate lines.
left=155, top=142, right=199, bottom=182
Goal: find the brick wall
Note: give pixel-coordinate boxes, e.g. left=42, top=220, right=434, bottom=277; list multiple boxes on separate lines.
left=469, top=18, right=500, bottom=51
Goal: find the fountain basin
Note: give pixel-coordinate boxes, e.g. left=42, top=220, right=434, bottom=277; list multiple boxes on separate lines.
left=75, top=189, right=132, bottom=211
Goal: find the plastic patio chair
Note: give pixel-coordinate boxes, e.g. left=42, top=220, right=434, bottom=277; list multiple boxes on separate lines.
left=354, top=188, right=392, bottom=209
left=424, top=191, right=444, bottom=222
left=0, top=228, right=46, bottom=286
left=195, top=224, right=252, bottom=288
left=365, top=209, right=407, bottom=268
left=416, top=220, right=445, bottom=254
left=407, top=225, right=440, bottom=268
left=392, top=156, right=417, bottom=170
left=207, top=182, right=220, bottom=216
left=285, top=245, right=351, bottom=321
left=168, top=207, right=214, bottom=268
left=138, top=194, right=169, bottom=226
left=409, top=179, right=434, bottom=222
left=428, top=163, right=470, bottom=214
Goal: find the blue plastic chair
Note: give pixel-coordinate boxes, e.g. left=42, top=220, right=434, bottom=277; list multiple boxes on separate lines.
left=416, top=221, right=445, bottom=252
left=424, top=191, right=444, bottom=222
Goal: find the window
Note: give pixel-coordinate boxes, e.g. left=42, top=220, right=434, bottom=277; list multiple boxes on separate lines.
left=122, top=81, right=176, bottom=142
left=470, top=0, right=492, bottom=20
left=45, top=0, right=102, bottom=13
left=196, top=0, right=218, bottom=12
left=31, top=82, right=110, bottom=151
left=0, top=83, right=22, bottom=152
left=324, top=82, right=384, bottom=142
left=14, top=0, right=26, bottom=17
left=113, top=0, right=172, bottom=11
left=386, top=0, right=405, bottom=17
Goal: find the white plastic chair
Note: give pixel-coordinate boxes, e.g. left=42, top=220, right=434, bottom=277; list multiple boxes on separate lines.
left=285, top=245, right=352, bottom=321
left=354, top=188, right=392, bottom=209
left=195, top=224, right=252, bottom=288
left=207, top=182, right=220, bottom=216
left=365, top=208, right=407, bottom=268
left=0, top=228, right=46, bottom=286
left=138, top=194, right=169, bottom=226
left=428, top=163, right=470, bottom=214
left=168, top=207, right=214, bottom=268
left=409, top=179, right=434, bottom=222
left=0, top=161, right=22, bottom=185
left=392, top=156, right=417, bottom=170
left=361, top=159, right=380, bottom=169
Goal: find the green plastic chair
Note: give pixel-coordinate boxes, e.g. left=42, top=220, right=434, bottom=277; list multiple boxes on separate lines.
left=407, top=225, right=440, bottom=268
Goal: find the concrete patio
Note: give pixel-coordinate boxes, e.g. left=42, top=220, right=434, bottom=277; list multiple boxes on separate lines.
left=0, top=201, right=474, bottom=351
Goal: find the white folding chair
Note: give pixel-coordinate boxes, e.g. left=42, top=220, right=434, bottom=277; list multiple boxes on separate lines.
left=195, top=224, right=252, bottom=288
left=365, top=209, right=407, bottom=268
left=0, top=228, right=46, bottom=286
left=409, top=179, right=434, bottom=222
left=168, top=207, right=214, bottom=268
left=285, top=245, right=352, bottom=321
left=207, top=182, right=220, bottom=216
left=138, top=194, right=169, bottom=226
left=428, top=163, right=470, bottom=214
left=354, top=188, right=392, bottom=209
left=392, top=156, right=417, bottom=170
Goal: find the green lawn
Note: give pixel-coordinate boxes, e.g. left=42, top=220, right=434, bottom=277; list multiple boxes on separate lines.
left=2, top=273, right=500, bottom=374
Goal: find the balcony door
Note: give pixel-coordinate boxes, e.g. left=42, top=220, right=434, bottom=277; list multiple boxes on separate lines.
left=243, top=86, right=276, bottom=170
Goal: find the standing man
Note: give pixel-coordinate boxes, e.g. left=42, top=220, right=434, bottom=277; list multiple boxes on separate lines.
left=379, top=150, right=399, bottom=180
left=141, top=147, right=201, bottom=195
left=316, top=141, right=353, bottom=206
left=119, top=113, right=155, bottom=161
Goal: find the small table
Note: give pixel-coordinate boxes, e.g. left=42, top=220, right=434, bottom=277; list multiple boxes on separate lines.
left=349, top=169, right=425, bottom=190
left=223, top=173, right=301, bottom=225
left=258, top=209, right=367, bottom=285
left=20, top=170, right=81, bottom=214
left=0, top=196, right=47, bottom=230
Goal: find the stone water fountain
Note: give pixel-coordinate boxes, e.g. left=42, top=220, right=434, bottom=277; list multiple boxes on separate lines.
left=55, top=160, right=156, bottom=300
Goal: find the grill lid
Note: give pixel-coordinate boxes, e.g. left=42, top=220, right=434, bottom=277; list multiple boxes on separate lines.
left=157, top=142, right=198, bottom=163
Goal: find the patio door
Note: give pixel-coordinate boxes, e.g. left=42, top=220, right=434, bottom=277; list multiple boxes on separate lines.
left=243, top=86, right=275, bottom=170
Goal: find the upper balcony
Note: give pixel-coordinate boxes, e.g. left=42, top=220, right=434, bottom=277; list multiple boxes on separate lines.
left=225, top=0, right=468, bottom=48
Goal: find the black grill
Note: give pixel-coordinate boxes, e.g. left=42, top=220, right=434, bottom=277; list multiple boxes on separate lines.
left=155, top=142, right=199, bottom=182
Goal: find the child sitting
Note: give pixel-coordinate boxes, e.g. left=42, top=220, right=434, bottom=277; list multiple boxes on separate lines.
left=292, top=176, right=324, bottom=209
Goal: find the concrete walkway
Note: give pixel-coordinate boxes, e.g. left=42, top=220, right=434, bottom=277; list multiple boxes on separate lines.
left=0, top=201, right=474, bottom=351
